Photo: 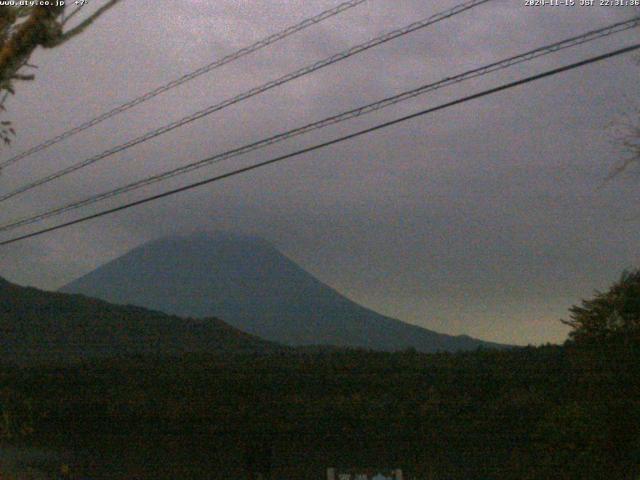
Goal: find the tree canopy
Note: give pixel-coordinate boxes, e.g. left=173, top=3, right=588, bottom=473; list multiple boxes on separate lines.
left=563, top=269, right=640, bottom=344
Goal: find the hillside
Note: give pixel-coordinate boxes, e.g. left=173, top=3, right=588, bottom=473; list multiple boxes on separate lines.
left=61, top=232, right=506, bottom=352
left=0, top=276, right=276, bottom=364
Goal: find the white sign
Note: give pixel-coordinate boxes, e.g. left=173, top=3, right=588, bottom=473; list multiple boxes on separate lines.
left=327, top=468, right=403, bottom=480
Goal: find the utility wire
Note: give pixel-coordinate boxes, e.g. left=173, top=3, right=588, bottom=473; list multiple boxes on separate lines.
left=0, top=0, right=491, bottom=203
left=0, top=0, right=370, bottom=170
left=0, top=18, right=637, bottom=234
left=1, top=43, right=638, bottom=247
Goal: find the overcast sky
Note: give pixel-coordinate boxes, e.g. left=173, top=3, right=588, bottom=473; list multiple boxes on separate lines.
left=0, top=0, right=638, bottom=345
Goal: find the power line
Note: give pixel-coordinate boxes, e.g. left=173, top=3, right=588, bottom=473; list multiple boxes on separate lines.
left=0, top=0, right=491, bottom=203
left=1, top=43, right=637, bottom=247
left=0, top=0, right=370, bottom=170
left=0, top=17, right=637, bottom=234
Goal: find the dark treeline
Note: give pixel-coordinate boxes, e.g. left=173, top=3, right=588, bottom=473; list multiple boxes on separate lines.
left=0, top=341, right=638, bottom=479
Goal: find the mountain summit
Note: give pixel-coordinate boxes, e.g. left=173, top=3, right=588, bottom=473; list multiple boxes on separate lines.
left=61, top=232, right=504, bottom=352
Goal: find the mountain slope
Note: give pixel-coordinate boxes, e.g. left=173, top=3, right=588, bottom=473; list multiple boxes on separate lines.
left=61, top=232, right=506, bottom=352
left=0, top=276, right=275, bottom=364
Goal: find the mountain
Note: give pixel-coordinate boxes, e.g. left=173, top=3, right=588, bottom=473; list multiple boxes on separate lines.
left=61, top=232, right=506, bottom=352
left=0, top=275, right=276, bottom=364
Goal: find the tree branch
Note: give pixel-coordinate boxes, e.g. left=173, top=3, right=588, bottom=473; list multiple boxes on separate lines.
left=61, top=4, right=85, bottom=27
left=0, top=6, right=63, bottom=87
left=47, top=0, right=121, bottom=48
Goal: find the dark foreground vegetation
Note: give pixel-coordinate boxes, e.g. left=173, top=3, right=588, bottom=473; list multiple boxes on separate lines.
left=0, top=341, right=637, bottom=479
left=1, top=270, right=639, bottom=479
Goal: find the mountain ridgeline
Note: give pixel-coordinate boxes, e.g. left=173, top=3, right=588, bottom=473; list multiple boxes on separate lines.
left=61, top=232, right=505, bottom=352
left=0, top=276, right=275, bottom=364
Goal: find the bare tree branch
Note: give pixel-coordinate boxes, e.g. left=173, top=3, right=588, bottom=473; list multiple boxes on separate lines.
left=61, top=4, right=86, bottom=27
left=47, top=0, right=121, bottom=47
left=0, top=1, right=122, bottom=146
left=606, top=104, right=640, bottom=182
